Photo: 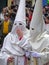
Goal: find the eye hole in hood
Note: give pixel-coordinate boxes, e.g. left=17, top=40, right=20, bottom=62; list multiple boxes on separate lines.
left=19, top=23, right=22, bottom=25
left=31, top=28, right=34, bottom=30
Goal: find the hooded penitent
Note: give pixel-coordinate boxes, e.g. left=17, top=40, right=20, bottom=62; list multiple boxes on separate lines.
left=29, top=1, right=49, bottom=64
left=29, top=0, right=48, bottom=53
left=11, top=0, right=30, bottom=38
left=1, top=0, right=27, bottom=53
left=11, top=0, right=26, bottom=35
left=30, top=0, right=45, bottom=41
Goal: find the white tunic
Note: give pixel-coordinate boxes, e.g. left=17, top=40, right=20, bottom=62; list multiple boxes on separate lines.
left=0, top=32, right=31, bottom=65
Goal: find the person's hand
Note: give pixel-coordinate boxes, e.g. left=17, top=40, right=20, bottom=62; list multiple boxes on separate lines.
left=7, top=57, right=14, bottom=62
left=25, top=51, right=30, bottom=57
left=31, top=52, right=41, bottom=58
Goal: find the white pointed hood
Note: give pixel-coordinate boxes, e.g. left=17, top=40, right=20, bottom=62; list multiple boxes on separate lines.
left=11, top=0, right=26, bottom=34
left=30, top=0, right=45, bottom=40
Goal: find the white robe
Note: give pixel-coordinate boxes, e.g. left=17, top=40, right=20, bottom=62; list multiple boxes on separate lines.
left=0, top=32, right=31, bottom=65
left=29, top=31, right=49, bottom=65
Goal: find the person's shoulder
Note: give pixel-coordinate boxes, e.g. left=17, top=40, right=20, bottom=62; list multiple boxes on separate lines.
left=5, top=32, right=11, bottom=38
left=43, top=33, right=49, bottom=42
